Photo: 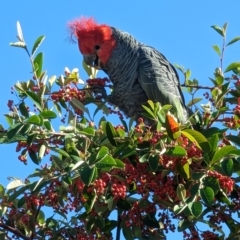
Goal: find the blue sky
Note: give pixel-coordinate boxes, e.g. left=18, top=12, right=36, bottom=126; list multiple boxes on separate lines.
left=1, top=1, right=240, bottom=238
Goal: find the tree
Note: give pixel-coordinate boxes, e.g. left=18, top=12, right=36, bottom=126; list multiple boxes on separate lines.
left=0, top=21, right=240, bottom=240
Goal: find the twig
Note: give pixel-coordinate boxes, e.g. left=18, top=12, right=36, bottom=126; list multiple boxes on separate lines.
left=0, top=222, right=30, bottom=240
left=181, top=84, right=213, bottom=90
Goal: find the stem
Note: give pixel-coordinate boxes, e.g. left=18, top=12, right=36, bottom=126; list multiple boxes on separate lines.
left=0, top=222, right=30, bottom=240
left=181, top=84, right=213, bottom=90
left=116, top=212, right=121, bottom=240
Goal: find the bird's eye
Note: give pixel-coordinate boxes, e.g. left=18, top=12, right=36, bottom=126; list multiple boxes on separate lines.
left=95, top=45, right=100, bottom=50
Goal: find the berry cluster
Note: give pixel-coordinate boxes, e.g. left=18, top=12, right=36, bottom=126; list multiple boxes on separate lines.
left=51, top=86, right=86, bottom=103
left=86, top=77, right=110, bottom=87
left=16, top=141, right=50, bottom=164
left=208, top=170, right=234, bottom=194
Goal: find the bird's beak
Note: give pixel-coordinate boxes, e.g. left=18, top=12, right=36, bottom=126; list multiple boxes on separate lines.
left=83, top=54, right=101, bottom=69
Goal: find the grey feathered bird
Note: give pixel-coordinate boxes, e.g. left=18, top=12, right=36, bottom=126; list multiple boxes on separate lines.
left=68, top=17, right=188, bottom=123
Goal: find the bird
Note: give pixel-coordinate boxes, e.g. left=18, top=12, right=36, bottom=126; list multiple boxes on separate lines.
left=68, top=17, right=188, bottom=123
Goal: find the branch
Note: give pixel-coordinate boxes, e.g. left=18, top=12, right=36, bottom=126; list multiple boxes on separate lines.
left=116, top=212, right=121, bottom=240
left=0, top=222, right=30, bottom=240
left=181, top=84, right=213, bottom=90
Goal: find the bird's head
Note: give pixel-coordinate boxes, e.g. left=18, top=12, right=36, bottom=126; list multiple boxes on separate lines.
left=68, top=17, right=116, bottom=69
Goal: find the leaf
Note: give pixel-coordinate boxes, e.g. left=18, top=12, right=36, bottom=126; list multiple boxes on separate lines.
left=16, top=21, right=24, bottom=42
left=181, top=129, right=210, bottom=152
left=208, top=134, right=219, bottom=151
left=96, top=146, right=109, bottom=162
left=177, top=184, right=186, bottom=201
left=10, top=41, right=26, bottom=48
left=191, top=202, right=202, bottom=218
left=221, top=159, right=233, bottom=177
left=38, top=142, right=47, bottom=160
left=44, top=121, right=52, bottom=131
left=34, top=52, right=43, bottom=78
left=26, top=115, right=42, bottom=126
left=7, top=123, right=24, bottom=139
left=139, top=153, right=149, bottom=163
left=142, top=105, right=156, bottom=119
left=29, top=150, right=40, bottom=165
left=95, top=155, right=116, bottom=169
left=39, top=110, right=57, bottom=119
left=165, top=146, right=187, bottom=157
left=182, top=162, right=190, bottom=179
left=19, top=102, right=29, bottom=118
left=186, top=98, right=202, bottom=107
left=211, top=145, right=236, bottom=164
left=71, top=159, right=84, bottom=171
left=200, top=187, right=214, bottom=206
left=106, top=122, right=117, bottom=146
left=211, top=25, right=224, bottom=37
left=148, top=154, right=159, bottom=171
left=79, top=166, right=97, bottom=185
left=224, top=62, right=240, bottom=73
left=25, top=90, right=42, bottom=111
left=212, top=45, right=221, bottom=56
left=32, top=35, right=45, bottom=56
left=71, top=97, right=88, bottom=113
left=49, top=147, right=70, bottom=158
left=226, top=36, right=240, bottom=46
left=6, top=179, right=26, bottom=190
left=225, top=135, right=240, bottom=147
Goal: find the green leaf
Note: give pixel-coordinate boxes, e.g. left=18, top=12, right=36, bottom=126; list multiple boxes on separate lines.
left=208, top=134, right=219, bottom=151
left=148, top=154, right=159, bottom=171
left=37, top=210, right=45, bottom=225
left=54, top=102, right=62, bottom=117
left=200, top=187, right=214, bottom=205
left=44, top=120, right=52, bottom=131
left=122, top=224, right=134, bottom=240
left=25, top=90, right=42, bottom=111
left=80, top=127, right=95, bottom=136
left=212, top=45, right=221, bottom=56
left=8, top=185, right=29, bottom=202
left=27, top=133, right=37, bottom=145
left=182, top=129, right=210, bottom=152
left=177, top=184, right=186, bottom=201
left=211, top=145, right=236, bottom=164
left=34, top=52, right=43, bottom=78
left=7, top=123, right=24, bottom=139
left=204, top=177, right=220, bottom=194
left=39, top=110, right=57, bottom=119
left=26, top=115, right=42, bottom=126
left=71, top=97, right=88, bottom=113
left=96, top=146, right=109, bottom=162
left=165, top=146, right=187, bottom=157
left=191, top=202, right=202, bottom=218
left=114, top=159, right=125, bottom=169
left=211, top=25, right=224, bottom=37
left=106, top=122, right=117, bottom=146
left=79, top=166, right=97, bottom=185
left=187, top=98, right=202, bottom=107
left=221, top=158, right=233, bottom=176
left=226, top=36, right=240, bottom=46
left=225, top=135, right=240, bottom=147
left=224, top=62, right=240, bottom=73
left=49, top=147, right=70, bottom=158
left=95, top=155, right=116, bottom=169
left=32, top=35, right=45, bottom=56
left=178, top=219, right=192, bottom=232
left=142, top=105, right=156, bottom=119
left=0, top=185, right=5, bottom=198
left=29, top=150, right=40, bottom=165
left=139, top=153, right=149, bottom=163
left=19, top=102, right=29, bottom=118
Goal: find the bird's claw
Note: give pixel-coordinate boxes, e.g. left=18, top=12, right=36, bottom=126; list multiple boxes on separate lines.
left=91, top=85, right=108, bottom=100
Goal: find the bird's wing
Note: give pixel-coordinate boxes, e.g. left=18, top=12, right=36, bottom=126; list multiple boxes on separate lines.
left=137, top=45, right=187, bottom=122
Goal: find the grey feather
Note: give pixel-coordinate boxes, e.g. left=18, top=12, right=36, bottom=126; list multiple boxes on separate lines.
left=100, top=27, right=188, bottom=123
